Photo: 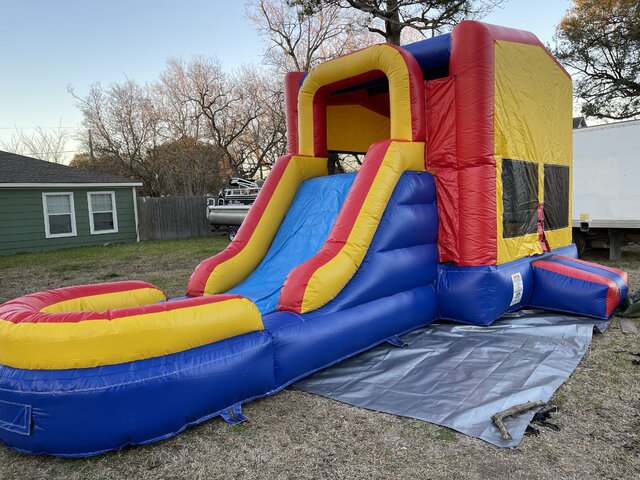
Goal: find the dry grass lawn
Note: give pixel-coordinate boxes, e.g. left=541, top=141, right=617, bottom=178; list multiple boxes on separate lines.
left=0, top=238, right=638, bottom=480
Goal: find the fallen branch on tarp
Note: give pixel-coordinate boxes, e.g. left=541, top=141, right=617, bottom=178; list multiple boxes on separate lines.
left=492, top=400, right=547, bottom=440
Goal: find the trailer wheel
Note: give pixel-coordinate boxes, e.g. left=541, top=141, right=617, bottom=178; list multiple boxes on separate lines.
left=228, top=227, right=238, bottom=242
left=572, top=230, right=587, bottom=257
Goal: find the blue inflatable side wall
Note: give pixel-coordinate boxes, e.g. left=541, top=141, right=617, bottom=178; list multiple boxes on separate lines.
left=437, top=245, right=578, bottom=325
left=0, top=332, right=275, bottom=456
left=528, top=255, right=628, bottom=320
left=263, top=171, right=439, bottom=386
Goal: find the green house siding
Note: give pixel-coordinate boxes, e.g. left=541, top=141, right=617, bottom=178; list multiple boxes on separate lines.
left=0, top=187, right=137, bottom=255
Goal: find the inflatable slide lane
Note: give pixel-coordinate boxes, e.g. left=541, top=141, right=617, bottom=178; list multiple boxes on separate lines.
left=0, top=21, right=628, bottom=456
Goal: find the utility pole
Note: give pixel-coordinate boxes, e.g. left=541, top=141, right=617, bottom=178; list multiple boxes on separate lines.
left=88, top=128, right=95, bottom=167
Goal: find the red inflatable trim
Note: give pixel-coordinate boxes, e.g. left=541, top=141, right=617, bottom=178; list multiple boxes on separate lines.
left=10, top=280, right=159, bottom=307
left=0, top=284, right=242, bottom=325
left=425, top=77, right=458, bottom=263
left=449, top=21, right=498, bottom=266
left=0, top=281, right=159, bottom=320
left=285, top=72, right=305, bottom=154
left=554, top=255, right=629, bottom=287
left=278, top=140, right=392, bottom=313
left=309, top=44, right=425, bottom=157
left=187, top=155, right=294, bottom=297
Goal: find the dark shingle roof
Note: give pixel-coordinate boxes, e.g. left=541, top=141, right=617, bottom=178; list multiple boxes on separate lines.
left=0, top=150, right=141, bottom=186
left=573, top=117, right=588, bottom=129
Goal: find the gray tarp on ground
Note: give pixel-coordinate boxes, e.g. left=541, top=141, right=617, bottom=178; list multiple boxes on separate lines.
left=296, top=310, right=607, bottom=447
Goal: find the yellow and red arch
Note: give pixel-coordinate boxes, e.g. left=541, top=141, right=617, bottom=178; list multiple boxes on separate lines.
left=297, top=43, right=425, bottom=157
left=276, top=44, right=427, bottom=313
left=190, top=44, right=427, bottom=308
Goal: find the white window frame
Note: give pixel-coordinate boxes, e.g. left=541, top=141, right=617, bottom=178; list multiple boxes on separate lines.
left=87, top=191, right=119, bottom=235
left=42, top=192, right=77, bottom=239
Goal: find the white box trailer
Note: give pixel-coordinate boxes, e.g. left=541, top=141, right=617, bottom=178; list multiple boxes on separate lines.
left=572, top=119, right=640, bottom=259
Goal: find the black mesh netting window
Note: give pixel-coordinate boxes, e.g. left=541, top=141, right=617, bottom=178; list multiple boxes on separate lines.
left=543, top=164, right=570, bottom=230
left=502, top=158, right=539, bottom=238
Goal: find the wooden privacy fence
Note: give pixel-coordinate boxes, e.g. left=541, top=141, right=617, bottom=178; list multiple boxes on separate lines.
left=137, top=196, right=211, bottom=241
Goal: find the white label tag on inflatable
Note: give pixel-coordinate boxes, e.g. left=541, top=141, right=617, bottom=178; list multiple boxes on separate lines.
left=510, top=272, right=523, bottom=306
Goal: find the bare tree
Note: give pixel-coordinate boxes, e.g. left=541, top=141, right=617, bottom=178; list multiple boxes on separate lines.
left=247, top=0, right=377, bottom=73
left=69, top=80, right=163, bottom=194
left=148, top=140, right=228, bottom=196
left=0, top=122, right=71, bottom=163
left=160, top=57, right=270, bottom=178
left=71, top=52, right=296, bottom=193
left=154, top=61, right=207, bottom=144
left=294, top=0, right=506, bottom=45
left=230, top=66, right=288, bottom=178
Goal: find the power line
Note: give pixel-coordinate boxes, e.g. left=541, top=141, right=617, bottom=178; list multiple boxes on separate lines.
left=0, top=126, right=78, bottom=130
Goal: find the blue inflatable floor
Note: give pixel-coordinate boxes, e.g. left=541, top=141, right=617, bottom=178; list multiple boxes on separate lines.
left=227, top=173, right=356, bottom=315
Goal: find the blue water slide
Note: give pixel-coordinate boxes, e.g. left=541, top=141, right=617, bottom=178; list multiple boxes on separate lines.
left=228, top=173, right=356, bottom=315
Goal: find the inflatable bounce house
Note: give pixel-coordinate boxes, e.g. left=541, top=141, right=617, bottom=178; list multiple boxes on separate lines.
left=0, top=21, right=629, bottom=456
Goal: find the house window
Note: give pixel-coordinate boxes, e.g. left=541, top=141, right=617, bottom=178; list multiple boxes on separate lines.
left=88, top=192, right=118, bottom=234
left=502, top=158, right=539, bottom=238
left=42, top=193, right=77, bottom=238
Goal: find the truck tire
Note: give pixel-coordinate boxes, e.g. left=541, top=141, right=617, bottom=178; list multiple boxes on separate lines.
left=572, top=230, right=587, bottom=257
left=228, top=227, right=238, bottom=242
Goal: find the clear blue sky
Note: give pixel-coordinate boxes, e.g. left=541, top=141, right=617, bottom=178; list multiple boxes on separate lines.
left=0, top=0, right=572, bottom=157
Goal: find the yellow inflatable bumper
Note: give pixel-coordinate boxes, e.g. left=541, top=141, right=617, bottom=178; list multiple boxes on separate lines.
left=0, top=281, right=263, bottom=370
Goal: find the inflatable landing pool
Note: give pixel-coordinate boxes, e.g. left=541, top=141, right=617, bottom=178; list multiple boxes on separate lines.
left=0, top=21, right=629, bottom=456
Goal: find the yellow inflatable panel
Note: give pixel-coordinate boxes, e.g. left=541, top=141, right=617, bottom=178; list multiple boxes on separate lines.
left=494, top=40, right=573, bottom=264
